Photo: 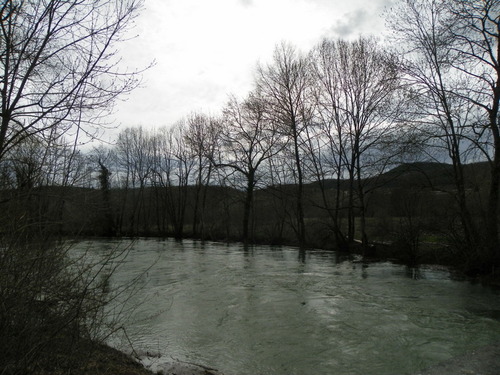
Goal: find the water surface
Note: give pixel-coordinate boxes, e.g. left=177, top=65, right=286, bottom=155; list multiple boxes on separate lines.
left=76, top=238, right=500, bottom=375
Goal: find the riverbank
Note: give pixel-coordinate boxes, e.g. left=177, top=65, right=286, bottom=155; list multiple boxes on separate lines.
left=27, top=341, right=154, bottom=375
left=120, top=342, right=500, bottom=375
left=135, top=342, right=500, bottom=375
left=138, top=354, right=223, bottom=375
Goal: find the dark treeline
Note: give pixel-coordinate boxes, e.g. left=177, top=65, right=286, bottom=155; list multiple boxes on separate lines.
left=0, top=134, right=492, bottom=272
left=3, top=8, right=500, bottom=277
left=1, top=0, right=499, bottom=276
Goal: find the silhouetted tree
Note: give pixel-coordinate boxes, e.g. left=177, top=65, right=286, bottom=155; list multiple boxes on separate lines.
left=310, top=37, right=402, bottom=249
left=388, top=0, right=500, bottom=272
left=98, top=157, right=115, bottom=236
left=0, top=0, right=144, bottom=160
left=184, top=113, right=220, bottom=238
left=216, top=92, right=284, bottom=243
left=256, top=43, right=313, bottom=247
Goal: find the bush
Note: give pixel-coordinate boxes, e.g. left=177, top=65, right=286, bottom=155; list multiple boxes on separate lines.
left=0, top=233, right=129, bottom=375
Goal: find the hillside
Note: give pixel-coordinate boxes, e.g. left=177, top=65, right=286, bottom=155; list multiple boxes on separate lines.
left=308, top=161, right=490, bottom=191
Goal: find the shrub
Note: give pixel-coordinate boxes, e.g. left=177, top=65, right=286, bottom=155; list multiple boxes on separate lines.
left=0, top=233, right=130, bottom=375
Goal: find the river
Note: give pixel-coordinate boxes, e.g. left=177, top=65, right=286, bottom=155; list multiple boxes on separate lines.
left=75, top=238, right=500, bottom=375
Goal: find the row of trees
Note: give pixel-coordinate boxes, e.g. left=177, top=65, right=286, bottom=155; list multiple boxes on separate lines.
left=86, top=34, right=405, bottom=245
left=1, top=0, right=499, bottom=272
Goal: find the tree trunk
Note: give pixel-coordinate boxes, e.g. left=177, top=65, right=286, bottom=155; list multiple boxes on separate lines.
left=347, top=166, right=355, bottom=244
left=291, top=117, right=306, bottom=248
left=242, top=171, right=255, bottom=244
left=487, top=101, right=500, bottom=268
left=356, top=172, right=368, bottom=249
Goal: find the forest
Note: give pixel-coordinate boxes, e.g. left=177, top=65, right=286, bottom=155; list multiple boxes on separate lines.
left=0, top=0, right=499, bottom=374
left=2, top=4, right=500, bottom=274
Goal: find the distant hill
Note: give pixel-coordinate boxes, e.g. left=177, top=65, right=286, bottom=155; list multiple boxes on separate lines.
left=307, top=161, right=490, bottom=191
left=369, top=162, right=454, bottom=189
left=381, top=161, right=490, bottom=189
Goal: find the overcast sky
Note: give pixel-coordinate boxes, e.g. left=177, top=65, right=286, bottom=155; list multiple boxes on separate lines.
left=107, top=0, right=393, bottom=140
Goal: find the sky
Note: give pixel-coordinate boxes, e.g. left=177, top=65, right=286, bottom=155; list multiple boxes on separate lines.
left=106, top=0, right=393, bottom=141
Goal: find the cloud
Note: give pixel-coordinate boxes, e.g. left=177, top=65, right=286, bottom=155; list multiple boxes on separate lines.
left=109, top=0, right=393, bottom=132
left=329, top=9, right=368, bottom=39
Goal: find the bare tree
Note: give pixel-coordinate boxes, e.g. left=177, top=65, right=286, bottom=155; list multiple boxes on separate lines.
left=184, top=112, right=220, bottom=238
left=388, top=0, right=500, bottom=271
left=447, top=0, right=500, bottom=266
left=310, top=37, right=402, bottom=249
left=150, top=123, right=195, bottom=238
left=388, top=0, right=476, bottom=248
left=256, top=42, right=313, bottom=247
left=216, top=92, right=285, bottom=243
left=115, top=126, right=153, bottom=234
left=263, top=152, right=296, bottom=244
left=0, top=0, right=145, bottom=160
left=90, top=145, right=116, bottom=236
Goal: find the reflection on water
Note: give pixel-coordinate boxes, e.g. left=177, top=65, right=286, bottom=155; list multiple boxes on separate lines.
left=75, top=238, right=500, bottom=375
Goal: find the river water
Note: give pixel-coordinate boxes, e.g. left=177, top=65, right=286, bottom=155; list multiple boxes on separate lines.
left=76, top=238, right=500, bottom=375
